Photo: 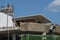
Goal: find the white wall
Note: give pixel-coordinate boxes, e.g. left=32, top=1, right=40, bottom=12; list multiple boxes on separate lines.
left=0, top=12, right=13, bottom=27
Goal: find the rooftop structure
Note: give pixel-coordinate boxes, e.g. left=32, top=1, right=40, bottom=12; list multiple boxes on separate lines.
left=15, top=15, right=60, bottom=34
left=15, top=15, right=51, bottom=23
left=0, top=3, right=14, bottom=16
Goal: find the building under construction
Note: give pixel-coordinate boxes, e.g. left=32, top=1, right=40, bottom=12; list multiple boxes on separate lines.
left=0, top=4, right=60, bottom=40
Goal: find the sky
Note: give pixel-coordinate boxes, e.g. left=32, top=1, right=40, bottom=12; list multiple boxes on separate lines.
left=0, top=0, right=60, bottom=25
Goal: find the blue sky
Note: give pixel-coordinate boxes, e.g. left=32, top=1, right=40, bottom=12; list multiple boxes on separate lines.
left=0, top=0, right=60, bottom=25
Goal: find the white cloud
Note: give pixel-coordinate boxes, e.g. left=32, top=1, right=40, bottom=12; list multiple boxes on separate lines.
left=44, top=0, right=60, bottom=12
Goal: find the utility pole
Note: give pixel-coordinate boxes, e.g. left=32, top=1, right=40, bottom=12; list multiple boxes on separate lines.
left=5, top=3, right=14, bottom=40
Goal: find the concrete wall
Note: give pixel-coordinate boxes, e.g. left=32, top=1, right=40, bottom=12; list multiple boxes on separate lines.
left=0, top=12, right=13, bottom=27
left=20, top=23, right=49, bottom=32
left=20, top=23, right=60, bottom=33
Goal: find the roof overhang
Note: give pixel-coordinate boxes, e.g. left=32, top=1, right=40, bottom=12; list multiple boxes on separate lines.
left=14, top=15, right=51, bottom=23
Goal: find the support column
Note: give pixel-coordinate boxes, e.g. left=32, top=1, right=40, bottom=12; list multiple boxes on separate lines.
left=12, top=34, right=16, bottom=40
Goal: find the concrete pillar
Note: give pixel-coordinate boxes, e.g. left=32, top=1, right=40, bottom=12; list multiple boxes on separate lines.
left=12, top=34, right=16, bottom=40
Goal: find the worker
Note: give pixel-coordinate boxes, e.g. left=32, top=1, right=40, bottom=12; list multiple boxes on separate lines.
left=48, top=23, right=56, bottom=34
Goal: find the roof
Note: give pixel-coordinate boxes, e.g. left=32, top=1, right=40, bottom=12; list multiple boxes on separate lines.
left=15, top=14, right=51, bottom=23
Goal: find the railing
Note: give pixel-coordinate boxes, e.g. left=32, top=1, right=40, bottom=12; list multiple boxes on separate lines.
left=0, top=27, right=20, bottom=31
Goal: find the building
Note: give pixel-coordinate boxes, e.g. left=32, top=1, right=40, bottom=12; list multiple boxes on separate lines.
left=0, top=12, right=13, bottom=27
left=15, top=15, right=60, bottom=34
left=0, top=4, right=60, bottom=40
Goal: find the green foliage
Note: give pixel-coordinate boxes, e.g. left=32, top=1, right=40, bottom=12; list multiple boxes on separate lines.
left=20, top=34, right=60, bottom=40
